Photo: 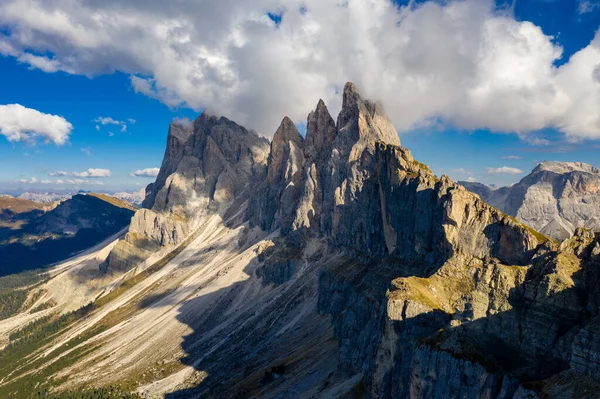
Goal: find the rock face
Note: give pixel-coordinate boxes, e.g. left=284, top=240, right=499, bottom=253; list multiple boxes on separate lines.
left=144, top=114, right=269, bottom=215
left=249, top=83, right=538, bottom=263
left=102, top=114, right=269, bottom=274
left=460, top=161, right=600, bottom=241
left=93, top=83, right=600, bottom=398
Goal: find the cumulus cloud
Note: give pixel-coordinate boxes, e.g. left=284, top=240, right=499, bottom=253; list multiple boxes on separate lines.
left=0, top=104, right=72, bottom=145
left=131, top=168, right=160, bottom=178
left=49, top=168, right=111, bottom=178
left=466, top=177, right=478, bottom=183
left=485, top=166, right=523, bottom=175
left=93, top=117, right=132, bottom=133
left=502, top=155, right=522, bottom=160
left=19, top=178, right=38, bottom=184
left=1, top=1, right=600, bottom=139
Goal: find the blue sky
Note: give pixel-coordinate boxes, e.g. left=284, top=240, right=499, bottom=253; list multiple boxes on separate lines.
left=0, top=0, right=599, bottom=192
left=0, top=61, right=197, bottom=192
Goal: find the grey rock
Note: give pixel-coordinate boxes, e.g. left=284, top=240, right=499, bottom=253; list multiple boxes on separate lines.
left=103, top=112, right=269, bottom=273
left=460, top=161, right=600, bottom=241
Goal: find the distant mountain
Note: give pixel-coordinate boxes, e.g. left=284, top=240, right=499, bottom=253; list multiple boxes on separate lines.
left=17, top=192, right=74, bottom=203
left=460, top=161, right=600, bottom=240
left=110, top=188, right=146, bottom=206
left=0, top=193, right=135, bottom=276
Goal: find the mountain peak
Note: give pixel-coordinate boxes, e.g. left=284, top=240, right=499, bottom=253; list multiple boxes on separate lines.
left=342, top=81, right=360, bottom=106
left=273, top=116, right=303, bottom=145
left=305, top=99, right=336, bottom=159
left=337, top=82, right=400, bottom=147
left=534, top=161, right=599, bottom=175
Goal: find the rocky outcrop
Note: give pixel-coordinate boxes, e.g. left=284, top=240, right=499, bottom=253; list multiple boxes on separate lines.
left=250, top=117, right=305, bottom=232
left=101, top=209, right=189, bottom=273
left=460, top=161, right=600, bottom=241
left=317, top=225, right=600, bottom=398
left=146, top=113, right=269, bottom=216
left=103, top=113, right=269, bottom=274
left=250, top=83, right=540, bottom=263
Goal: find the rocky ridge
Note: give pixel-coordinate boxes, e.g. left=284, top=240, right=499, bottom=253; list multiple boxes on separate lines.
left=461, top=161, right=600, bottom=241
left=0, top=193, right=134, bottom=276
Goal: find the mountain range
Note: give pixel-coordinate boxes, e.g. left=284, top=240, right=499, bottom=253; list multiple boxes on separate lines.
left=0, top=193, right=135, bottom=277
left=460, top=161, right=600, bottom=241
left=0, top=84, right=599, bottom=398
left=1, top=189, right=147, bottom=206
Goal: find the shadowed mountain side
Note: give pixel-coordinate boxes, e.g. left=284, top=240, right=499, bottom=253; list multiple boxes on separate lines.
left=317, top=228, right=600, bottom=398
left=0, top=194, right=135, bottom=276
left=141, top=213, right=457, bottom=398
left=163, top=240, right=341, bottom=398
left=144, top=224, right=600, bottom=398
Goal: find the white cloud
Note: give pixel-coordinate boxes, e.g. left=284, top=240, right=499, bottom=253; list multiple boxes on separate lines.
left=485, top=166, right=523, bottom=175
left=94, top=117, right=122, bottom=126
left=40, top=179, right=52, bottom=184
left=50, top=168, right=111, bottom=178
left=525, top=136, right=552, bottom=146
left=67, top=179, right=104, bottom=185
left=452, top=168, right=473, bottom=175
left=56, top=179, right=64, bottom=184
left=467, top=177, right=478, bottom=182
left=1, top=1, right=600, bottom=139
left=0, top=104, right=72, bottom=145
left=578, top=0, right=600, bottom=14
left=502, top=155, right=521, bottom=160
left=131, top=168, right=160, bottom=178
left=94, top=116, right=133, bottom=133
left=81, top=146, right=92, bottom=156
left=19, top=177, right=37, bottom=184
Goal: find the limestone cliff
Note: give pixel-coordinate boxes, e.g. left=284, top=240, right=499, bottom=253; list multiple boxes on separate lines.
left=461, top=161, right=600, bottom=241
left=102, top=114, right=269, bottom=274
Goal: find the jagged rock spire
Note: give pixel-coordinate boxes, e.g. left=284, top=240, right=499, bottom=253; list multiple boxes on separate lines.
left=267, top=117, right=304, bottom=184
left=273, top=116, right=303, bottom=146
left=337, top=82, right=401, bottom=147
left=305, top=99, right=337, bottom=161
